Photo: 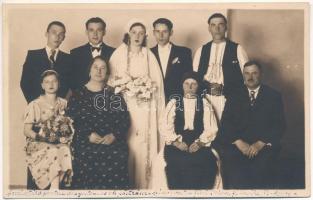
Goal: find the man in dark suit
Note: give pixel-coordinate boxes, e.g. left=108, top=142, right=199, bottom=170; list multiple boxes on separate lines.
left=151, top=18, right=192, bottom=103
left=70, top=17, right=115, bottom=90
left=217, top=61, right=286, bottom=189
left=20, top=21, right=71, bottom=103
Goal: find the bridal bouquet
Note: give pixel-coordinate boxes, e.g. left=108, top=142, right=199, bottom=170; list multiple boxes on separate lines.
left=113, top=73, right=157, bottom=103
left=36, top=114, right=74, bottom=144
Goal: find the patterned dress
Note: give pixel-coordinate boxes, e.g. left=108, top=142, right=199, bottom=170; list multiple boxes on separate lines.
left=68, top=86, right=130, bottom=189
left=24, top=96, right=73, bottom=190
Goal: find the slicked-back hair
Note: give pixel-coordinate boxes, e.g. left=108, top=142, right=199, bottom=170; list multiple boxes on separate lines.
left=153, top=18, right=173, bottom=31
left=85, top=17, right=106, bottom=30
left=244, top=60, right=263, bottom=72
left=207, top=13, right=227, bottom=25
left=46, top=21, right=66, bottom=32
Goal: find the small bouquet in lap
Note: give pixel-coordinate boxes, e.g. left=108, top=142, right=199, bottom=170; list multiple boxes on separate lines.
left=113, top=73, right=157, bottom=103
left=36, top=113, right=74, bottom=144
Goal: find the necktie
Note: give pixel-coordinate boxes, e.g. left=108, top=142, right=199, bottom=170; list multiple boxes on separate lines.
left=50, top=49, right=56, bottom=68
left=250, top=90, right=256, bottom=106
left=91, top=46, right=101, bottom=52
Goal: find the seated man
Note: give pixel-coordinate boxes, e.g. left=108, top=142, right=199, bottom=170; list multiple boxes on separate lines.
left=218, top=61, right=286, bottom=189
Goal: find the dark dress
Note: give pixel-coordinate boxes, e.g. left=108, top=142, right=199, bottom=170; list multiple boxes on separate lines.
left=67, top=86, right=130, bottom=189
left=164, top=98, right=217, bottom=189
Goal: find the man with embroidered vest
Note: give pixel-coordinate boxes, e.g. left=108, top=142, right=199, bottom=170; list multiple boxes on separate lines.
left=151, top=18, right=193, bottom=103
left=193, top=13, right=248, bottom=121
left=20, top=21, right=71, bottom=104
left=70, top=17, right=115, bottom=90
left=218, top=61, right=286, bottom=189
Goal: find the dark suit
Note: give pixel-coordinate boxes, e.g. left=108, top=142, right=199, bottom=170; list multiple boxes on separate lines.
left=217, top=84, right=286, bottom=189
left=20, top=48, right=71, bottom=103
left=70, top=43, right=115, bottom=90
left=151, top=43, right=192, bottom=102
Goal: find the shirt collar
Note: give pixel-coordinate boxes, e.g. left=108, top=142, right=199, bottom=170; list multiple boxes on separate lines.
left=248, top=85, right=261, bottom=95
left=45, top=46, right=59, bottom=56
left=158, top=42, right=171, bottom=51
left=89, top=42, right=103, bottom=48
left=212, top=40, right=226, bottom=47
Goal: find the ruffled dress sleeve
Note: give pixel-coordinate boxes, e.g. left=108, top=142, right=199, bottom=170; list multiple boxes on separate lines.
left=24, top=100, right=41, bottom=124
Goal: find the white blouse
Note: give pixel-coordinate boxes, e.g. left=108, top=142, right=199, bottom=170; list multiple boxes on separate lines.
left=160, top=98, right=218, bottom=147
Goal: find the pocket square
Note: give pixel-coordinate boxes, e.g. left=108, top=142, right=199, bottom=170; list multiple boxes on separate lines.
left=172, top=57, right=180, bottom=64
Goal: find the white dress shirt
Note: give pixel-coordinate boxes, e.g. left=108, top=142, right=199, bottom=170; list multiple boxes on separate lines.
left=193, top=41, right=249, bottom=84
left=248, top=86, right=261, bottom=99
left=45, top=46, right=59, bottom=62
left=158, top=43, right=172, bottom=77
left=192, top=41, right=249, bottom=121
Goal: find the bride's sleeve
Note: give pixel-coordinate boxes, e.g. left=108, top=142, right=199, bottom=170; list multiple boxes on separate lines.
left=148, top=50, right=165, bottom=121
left=108, top=50, right=119, bottom=87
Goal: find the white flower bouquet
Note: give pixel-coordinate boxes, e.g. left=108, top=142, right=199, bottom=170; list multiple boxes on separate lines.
left=113, top=73, right=157, bottom=103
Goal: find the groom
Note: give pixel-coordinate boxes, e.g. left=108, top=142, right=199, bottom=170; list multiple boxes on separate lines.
left=151, top=18, right=193, bottom=103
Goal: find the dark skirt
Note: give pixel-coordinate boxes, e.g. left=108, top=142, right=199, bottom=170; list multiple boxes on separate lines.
left=164, top=131, right=217, bottom=189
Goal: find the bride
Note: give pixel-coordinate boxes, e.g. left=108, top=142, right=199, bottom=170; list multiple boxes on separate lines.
left=109, top=19, right=165, bottom=189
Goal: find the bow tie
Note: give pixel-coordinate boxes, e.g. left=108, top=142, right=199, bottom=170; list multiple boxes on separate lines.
left=91, top=46, right=101, bottom=52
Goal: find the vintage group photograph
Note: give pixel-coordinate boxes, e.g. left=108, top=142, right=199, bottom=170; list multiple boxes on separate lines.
left=2, top=2, right=310, bottom=198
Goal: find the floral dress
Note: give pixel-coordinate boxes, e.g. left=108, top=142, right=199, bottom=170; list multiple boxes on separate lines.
left=24, top=96, right=73, bottom=190
left=68, top=86, right=130, bottom=189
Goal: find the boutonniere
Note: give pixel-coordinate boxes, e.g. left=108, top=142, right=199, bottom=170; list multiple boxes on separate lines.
left=232, top=60, right=239, bottom=64
left=172, top=57, right=180, bottom=64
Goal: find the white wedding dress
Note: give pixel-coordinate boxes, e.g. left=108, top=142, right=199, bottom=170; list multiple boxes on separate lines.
left=109, top=43, right=165, bottom=189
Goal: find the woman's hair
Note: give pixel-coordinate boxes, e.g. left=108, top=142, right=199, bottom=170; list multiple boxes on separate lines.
left=122, top=22, right=147, bottom=46
left=40, top=70, right=59, bottom=83
left=40, top=70, right=60, bottom=94
left=87, top=55, right=111, bottom=83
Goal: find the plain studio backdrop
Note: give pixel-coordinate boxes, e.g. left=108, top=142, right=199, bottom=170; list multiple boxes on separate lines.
left=3, top=4, right=306, bottom=189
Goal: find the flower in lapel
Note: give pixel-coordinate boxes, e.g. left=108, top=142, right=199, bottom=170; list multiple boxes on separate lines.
left=172, top=57, right=180, bottom=64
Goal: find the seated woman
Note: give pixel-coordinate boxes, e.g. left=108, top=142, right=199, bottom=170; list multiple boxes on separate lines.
left=68, top=56, right=130, bottom=189
left=24, top=70, right=73, bottom=190
left=160, top=71, right=218, bottom=189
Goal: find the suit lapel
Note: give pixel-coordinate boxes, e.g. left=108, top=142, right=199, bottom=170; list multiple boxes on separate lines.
left=254, top=85, right=264, bottom=108
left=152, top=46, right=164, bottom=80
left=55, top=50, right=62, bottom=66
left=84, top=43, right=93, bottom=60
left=40, top=48, right=51, bottom=69
left=165, top=43, right=175, bottom=80
left=100, top=43, right=107, bottom=58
